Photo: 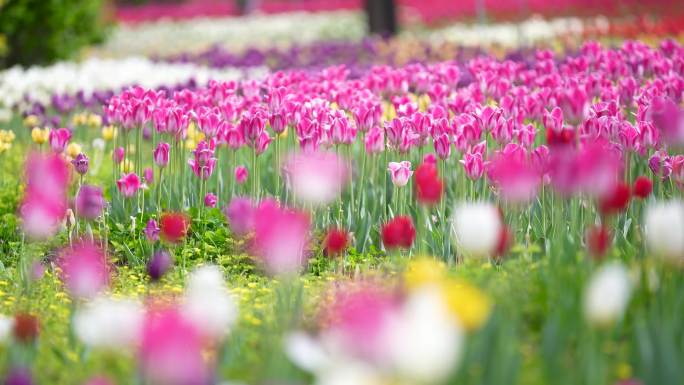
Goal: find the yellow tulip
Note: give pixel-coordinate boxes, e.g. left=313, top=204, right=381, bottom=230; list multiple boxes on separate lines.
left=441, top=280, right=492, bottom=332
left=31, top=127, right=50, bottom=144
left=87, top=114, right=103, bottom=128
left=23, top=115, right=40, bottom=128
left=71, top=113, right=87, bottom=126
left=66, top=143, right=82, bottom=158
left=102, top=125, right=117, bottom=141
left=404, top=258, right=447, bottom=289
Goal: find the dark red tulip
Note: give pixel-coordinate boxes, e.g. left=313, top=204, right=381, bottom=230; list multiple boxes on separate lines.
left=633, top=176, right=653, bottom=199
left=381, top=216, right=416, bottom=250
left=323, top=227, right=349, bottom=256
left=599, top=183, right=631, bottom=215
left=586, top=225, right=611, bottom=259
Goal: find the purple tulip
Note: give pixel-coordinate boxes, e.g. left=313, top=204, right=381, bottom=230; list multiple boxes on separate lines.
left=75, top=185, right=104, bottom=220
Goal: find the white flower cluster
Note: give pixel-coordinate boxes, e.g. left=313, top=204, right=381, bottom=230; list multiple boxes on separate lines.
left=424, top=16, right=608, bottom=47
left=0, top=57, right=267, bottom=119
left=96, top=11, right=366, bottom=57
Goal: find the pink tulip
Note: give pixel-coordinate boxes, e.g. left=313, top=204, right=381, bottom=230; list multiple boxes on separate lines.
left=145, top=219, right=160, bottom=242
left=75, top=185, right=104, bottom=220
left=364, top=126, right=385, bottom=154
left=153, top=142, right=170, bottom=168
left=254, top=131, right=272, bottom=155
left=49, top=128, right=71, bottom=153
left=143, top=167, right=154, bottom=184
left=117, top=173, right=141, bottom=198
left=460, top=152, right=485, bottom=180
left=284, top=151, right=349, bottom=206
left=388, top=161, right=413, bottom=187
left=140, top=308, right=209, bottom=385
left=252, top=199, right=310, bottom=275
left=223, top=197, right=255, bottom=237
left=234, top=165, right=248, bottom=184
left=113, top=147, right=125, bottom=164
left=21, top=153, right=70, bottom=239
left=269, top=111, right=287, bottom=134
left=433, top=133, right=451, bottom=160
left=57, top=240, right=109, bottom=299
left=488, top=151, right=540, bottom=203
left=187, top=140, right=217, bottom=180
left=204, top=193, right=217, bottom=208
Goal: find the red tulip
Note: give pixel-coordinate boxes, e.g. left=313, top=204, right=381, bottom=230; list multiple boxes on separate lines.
left=599, top=183, right=631, bottom=215
left=323, top=227, right=349, bottom=256
left=587, top=225, right=611, bottom=259
left=633, top=176, right=653, bottom=199
left=13, top=313, right=39, bottom=344
left=381, top=216, right=416, bottom=250
left=160, top=212, right=191, bottom=243
left=495, top=225, right=513, bottom=258
left=415, top=162, right=443, bottom=205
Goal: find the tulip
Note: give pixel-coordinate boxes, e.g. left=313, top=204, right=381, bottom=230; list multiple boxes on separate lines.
left=140, top=309, right=210, bottom=385
left=584, top=263, right=632, bottom=326
left=223, top=197, right=255, bottom=237
left=599, top=183, right=631, bottom=215
left=4, top=367, right=34, bottom=385
left=381, top=215, right=416, bottom=250
left=632, top=176, right=653, bottom=199
left=147, top=249, right=172, bottom=281
left=253, top=200, right=310, bottom=275
left=73, top=295, right=143, bottom=350
left=159, top=212, right=191, bottom=243
left=204, top=192, right=217, bottom=208
left=323, top=227, right=349, bottom=256
left=153, top=142, right=170, bottom=168
left=364, top=126, right=384, bottom=154
left=460, top=152, right=484, bottom=180
left=644, top=200, right=684, bottom=261
left=13, top=313, right=39, bottom=344
left=415, top=162, right=443, bottom=205
left=66, top=142, right=82, bottom=159
left=71, top=153, right=89, bottom=175
left=451, top=202, right=502, bottom=257
left=117, top=173, right=141, bottom=198
left=49, top=127, right=71, bottom=153
left=181, top=265, right=238, bottom=339
left=285, top=151, right=349, bottom=206
left=144, top=219, right=160, bottom=242
left=586, top=225, right=611, bottom=259
left=57, top=240, right=109, bottom=299
left=31, top=127, right=50, bottom=145
left=433, top=133, right=451, bottom=160
left=387, top=161, right=412, bottom=187
left=75, top=185, right=104, bottom=220
left=234, top=165, right=248, bottom=184
left=112, top=147, right=125, bottom=164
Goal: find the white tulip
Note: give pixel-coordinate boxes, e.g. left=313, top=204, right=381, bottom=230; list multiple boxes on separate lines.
left=584, top=263, right=632, bottom=326
left=644, top=200, right=684, bottom=261
left=73, top=295, right=144, bottom=350
left=451, top=202, right=502, bottom=257
left=0, top=315, right=13, bottom=343
left=181, top=265, right=238, bottom=339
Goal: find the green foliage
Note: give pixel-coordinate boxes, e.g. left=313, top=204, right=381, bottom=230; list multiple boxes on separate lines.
left=0, top=0, right=107, bottom=67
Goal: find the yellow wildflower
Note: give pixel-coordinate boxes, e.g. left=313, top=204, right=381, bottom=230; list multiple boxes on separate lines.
left=102, top=125, right=117, bottom=141
left=31, top=127, right=50, bottom=144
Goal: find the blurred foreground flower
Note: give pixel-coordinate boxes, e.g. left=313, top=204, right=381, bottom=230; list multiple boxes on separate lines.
left=181, top=265, right=238, bottom=340
left=285, top=151, right=349, bottom=206
left=21, top=153, right=69, bottom=239
left=224, top=197, right=255, bottom=237
left=253, top=200, right=310, bottom=275
left=74, top=295, right=143, bottom=350
left=381, top=215, right=416, bottom=250
left=584, top=263, right=632, bottom=326
left=58, top=240, right=110, bottom=299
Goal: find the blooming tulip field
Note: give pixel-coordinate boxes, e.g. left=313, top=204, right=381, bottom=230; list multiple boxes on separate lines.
left=1, top=4, right=684, bottom=385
